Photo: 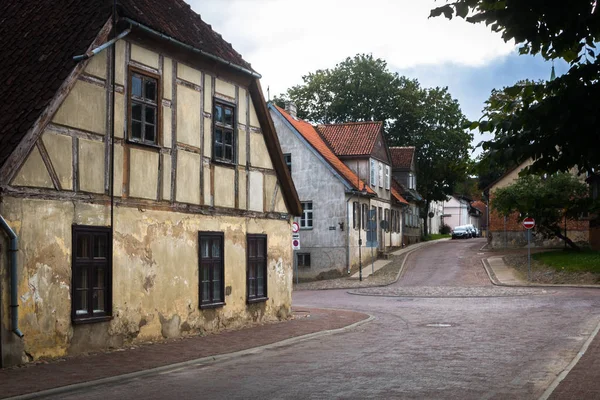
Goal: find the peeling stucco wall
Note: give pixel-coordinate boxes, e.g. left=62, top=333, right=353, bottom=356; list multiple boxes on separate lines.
left=0, top=197, right=292, bottom=363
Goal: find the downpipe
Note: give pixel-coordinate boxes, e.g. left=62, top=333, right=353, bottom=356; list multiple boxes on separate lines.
left=0, top=215, right=24, bottom=338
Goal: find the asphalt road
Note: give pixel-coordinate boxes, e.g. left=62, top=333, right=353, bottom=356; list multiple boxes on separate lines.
left=52, top=239, right=600, bottom=399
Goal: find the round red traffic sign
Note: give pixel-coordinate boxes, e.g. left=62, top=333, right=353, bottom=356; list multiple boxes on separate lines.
left=292, top=239, right=299, bottom=247
left=292, top=222, right=300, bottom=233
left=523, top=217, right=535, bottom=230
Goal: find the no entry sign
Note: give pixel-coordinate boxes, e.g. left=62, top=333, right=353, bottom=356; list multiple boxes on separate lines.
left=523, top=217, right=535, bottom=230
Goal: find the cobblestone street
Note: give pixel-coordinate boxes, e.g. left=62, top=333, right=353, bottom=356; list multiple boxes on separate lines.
left=39, top=238, right=600, bottom=400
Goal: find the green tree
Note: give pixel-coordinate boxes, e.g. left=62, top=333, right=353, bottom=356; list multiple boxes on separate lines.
left=280, top=55, right=472, bottom=236
left=431, top=1, right=600, bottom=176
left=492, top=173, right=590, bottom=250
left=387, top=86, right=473, bottom=236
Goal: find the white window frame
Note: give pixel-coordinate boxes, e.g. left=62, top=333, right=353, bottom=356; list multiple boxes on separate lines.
left=378, top=162, right=383, bottom=188
left=370, top=159, right=376, bottom=187
left=385, top=165, right=390, bottom=190
left=300, top=201, right=313, bottom=229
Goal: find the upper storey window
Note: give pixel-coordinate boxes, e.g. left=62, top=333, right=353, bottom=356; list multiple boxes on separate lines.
left=213, top=101, right=236, bottom=163
left=129, top=70, right=159, bottom=146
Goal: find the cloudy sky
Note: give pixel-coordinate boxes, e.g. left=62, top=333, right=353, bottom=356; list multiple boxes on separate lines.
left=190, top=0, right=567, bottom=155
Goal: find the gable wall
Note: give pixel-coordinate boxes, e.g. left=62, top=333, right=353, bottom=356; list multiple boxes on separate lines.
left=8, top=38, right=284, bottom=215
left=271, top=110, right=349, bottom=278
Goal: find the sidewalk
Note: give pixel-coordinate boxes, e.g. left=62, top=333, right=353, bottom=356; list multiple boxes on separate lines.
left=484, top=255, right=600, bottom=400
left=0, top=308, right=369, bottom=399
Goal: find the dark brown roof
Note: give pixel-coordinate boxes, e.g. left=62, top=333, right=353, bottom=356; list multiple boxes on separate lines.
left=0, top=0, right=255, bottom=171
left=390, top=147, right=415, bottom=169
left=316, top=122, right=383, bottom=157
left=0, top=1, right=111, bottom=170
left=118, top=0, right=253, bottom=72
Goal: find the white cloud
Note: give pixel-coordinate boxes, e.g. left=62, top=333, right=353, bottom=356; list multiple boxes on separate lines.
left=189, top=0, right=515, bottom=96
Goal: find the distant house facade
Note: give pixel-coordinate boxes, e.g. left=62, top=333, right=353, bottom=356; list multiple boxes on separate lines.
left=443, top=195, right=481, bottom=231
left=0, top=0, right=301, bottom=367
left=486, top=160, right=589, bottom=248
left=270, top=104, right=407, bottom=280
left=390, top=147, right=423, bottom=244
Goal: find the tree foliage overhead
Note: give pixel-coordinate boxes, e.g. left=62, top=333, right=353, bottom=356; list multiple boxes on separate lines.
left=492, top=173, right=591, bottom=250
left=431, top=1, right=600, bottom=176
left=278, top=54, right=473, bottom=235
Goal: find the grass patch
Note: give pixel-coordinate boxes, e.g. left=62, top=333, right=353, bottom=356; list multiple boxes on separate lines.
left=423, top=234, right=451, bottom=241
left=532, top=250, right=600, bottom=273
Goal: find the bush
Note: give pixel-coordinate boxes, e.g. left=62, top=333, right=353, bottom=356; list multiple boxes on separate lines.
left=440, top=224, right=452, bottom=234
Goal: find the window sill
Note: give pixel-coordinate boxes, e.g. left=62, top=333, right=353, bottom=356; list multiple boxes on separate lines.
left=247, top=297, right=268, bottom=305
left=72, top=315, right=113, bottom=325
left=211, top=159, right=237, bottom=168
left=300, top=227, right=313, bottom=230
left=126, top=139, right=162, bottom=151
left=199, top=302, right=226, bottom=310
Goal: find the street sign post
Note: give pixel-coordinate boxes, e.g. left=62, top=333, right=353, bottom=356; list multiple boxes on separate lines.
left=523, top=217, right=535, bottom=281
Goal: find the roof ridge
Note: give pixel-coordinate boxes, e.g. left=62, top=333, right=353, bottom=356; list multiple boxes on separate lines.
left=317, top=121, right=383, bottom=127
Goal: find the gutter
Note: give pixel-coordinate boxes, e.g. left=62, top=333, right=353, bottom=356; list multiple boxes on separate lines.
left=72, top=28, right=131, bottom=61
left=0, top=215, right=24, bottom=338
left=122, top=18, right=262, bottom=79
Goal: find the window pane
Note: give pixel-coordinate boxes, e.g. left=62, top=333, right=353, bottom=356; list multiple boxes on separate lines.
left=224, top=131, right=233, bottom=145
left=213, top=281, right=221, bottom=301
left=215, top=144, right=223, bottom=159
left=224, top=145, right=232, bottom=161
left=76, top=267, right=88, bottom=289
left=93, top=289, right=105, bottom=313
left=75, top=289, right=88, bottom=315
left=94, top=235, right=107, bottom=258
left=145, top=124, right=156, bottom=143
left=132, top=103, right=142, bottom=121
left=145, top=106, right=155, bottom=124
left=203, top=266, right=210, bottom=281
left=248, top=262, right=256, bottom=279
left=201, top=239, right=210, bottom=258
left=257, top=276, right=264, bottom=297
left=215, top=128, right=223, bottom=144
left=94, top=267, right=105, bottom=288
left=145, top=79, right=157, bottom=101
left=131, top=75, right=142, bottom=97
left=257, top=240, right=265, bottom=258
left=214, top=104, right=223, bottom=123
left=212, top=239, right=221, bottom=258
left=248, top=240, right=256, bottom=258
left=77, top=235, right=90, bottom=258
left=224, top=107, right=233, bottom=126
left=132, top=121, right=142, bottom=139
left=213, top=264, right=221, bottom=281
left=202, top=282, right=210, bottom=301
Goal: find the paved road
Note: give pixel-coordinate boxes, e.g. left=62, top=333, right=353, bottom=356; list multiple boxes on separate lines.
left=51, top=239, right=600, bottom=399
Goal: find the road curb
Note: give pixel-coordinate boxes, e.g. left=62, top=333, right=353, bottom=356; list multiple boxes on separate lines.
left=538, top=318, right=600, bottom=400
left=6, top=311, right=374, bottom=400
left=482, top=257, right=600, bottom=290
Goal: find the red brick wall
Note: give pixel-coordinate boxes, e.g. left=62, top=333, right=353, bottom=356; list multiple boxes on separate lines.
left=489, top=194, right=589, bottom=234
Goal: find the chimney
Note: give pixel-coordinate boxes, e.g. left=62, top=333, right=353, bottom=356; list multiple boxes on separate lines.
left=285, top=101, right=297, bottom=119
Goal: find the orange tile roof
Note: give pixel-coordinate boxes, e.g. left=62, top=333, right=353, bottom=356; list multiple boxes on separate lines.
left=274, top=105, right=375, bottom=194
left=316, top=122, right=383, bottom=156
left=391, top=179, right=409, bottom=205
left=390, top=146, right=415, bottom=169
